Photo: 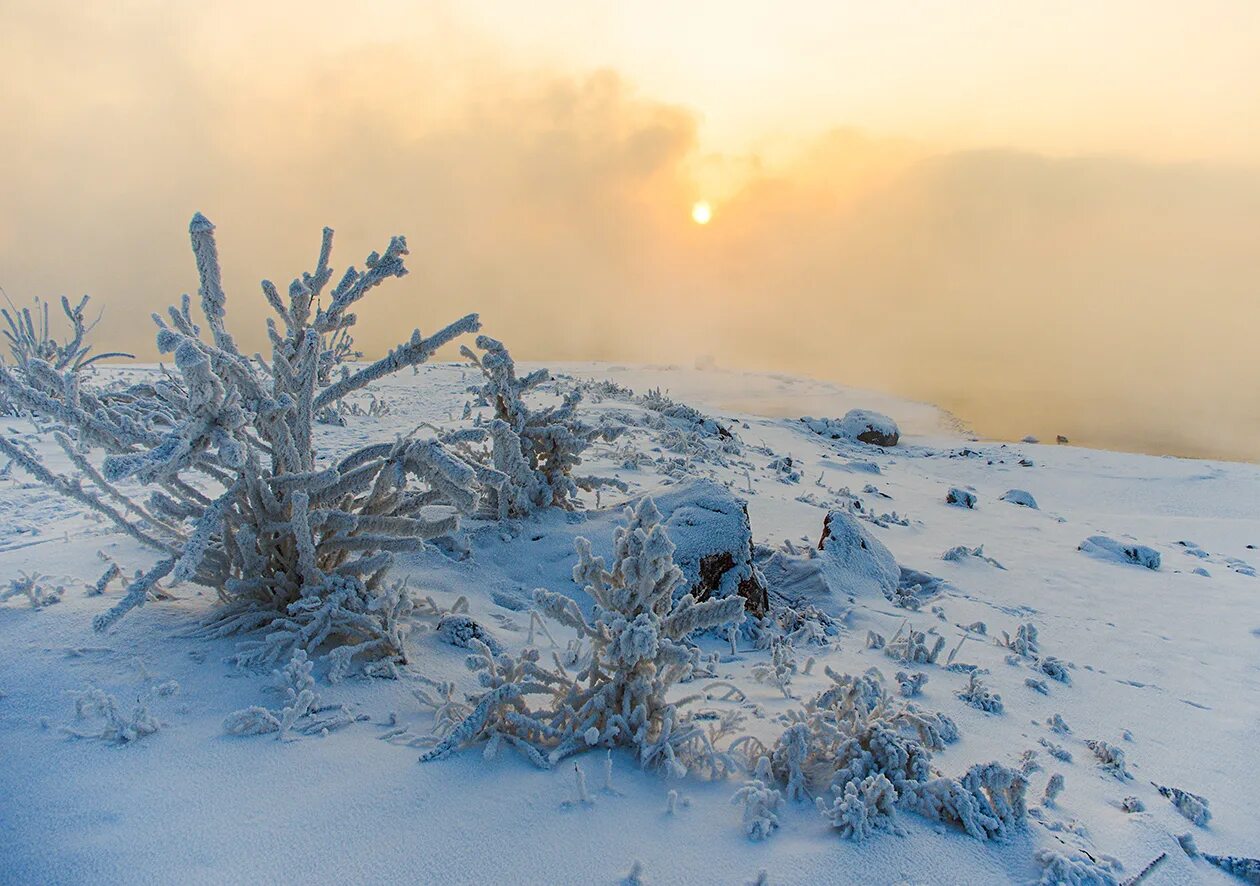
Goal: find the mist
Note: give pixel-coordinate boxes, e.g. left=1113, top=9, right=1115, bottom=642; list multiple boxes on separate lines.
left=3, top=3, right=1258, bottom=461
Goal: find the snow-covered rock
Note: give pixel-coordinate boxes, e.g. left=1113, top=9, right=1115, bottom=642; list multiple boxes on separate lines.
left=653, top=480, right=770, bottom=616
left=1000, top=489, right=1039, bottom=509
left=946, top=487, right=977, bottom=508
left=816, top=509, right=900, bottom=600
left=1078, top=536, right=1161, bottom=570
left=801, top=409, right=900, bottom=447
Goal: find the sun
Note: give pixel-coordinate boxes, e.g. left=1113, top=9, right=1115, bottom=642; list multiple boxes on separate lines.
left=691, top=200, right=712, bottom=225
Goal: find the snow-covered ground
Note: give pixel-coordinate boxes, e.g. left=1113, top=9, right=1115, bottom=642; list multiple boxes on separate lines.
left=1, top=362, right=1257, bottom=885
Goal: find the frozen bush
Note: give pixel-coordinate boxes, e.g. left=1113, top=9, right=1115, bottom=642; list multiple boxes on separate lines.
left=641, top=387, right=734, bottom=440
left=1035, top=656, right=1071, bottom=684
left=895, top=671, right=927, bottom=697
left=1203, top=853, right=1260, bottom=883
left=0, top=214, right=482, bottom=674
left=942, top=545, right=1005, bottom=569
left=1001, top=623, right=1039, bottom=657
left=1032, top=849, right=1119, bottom=885
left=817, top=773, right=899, bottom=841
left=1039, top=738, right=1073, bottom=763
left=1043, top=773, right=1065, bottom=807
left=223, top=650, right=366, bottom=739
left=957, top=672, right=1004, bottom=714
left=886, top=627, right=945, bottom=665
left=1, top=293, right=132, bottom=376
left=751, top=637, right=797, bottom=699
left=764, top=665, right=1021, bottom=840
left=731, top=775, right=784, bottom=841
left=1047, top=713, right=1072, bottom=734
left=421, top=497, right=746, bottom=776
left=1155, top=784, right=1211, bottom=826
left=459, top=335, right=623, bottom=518
left=61, top=681, right=177, bottom=744
left=1084, top=740, right=1131, bottom=779
left=0, top=571, right=63, bottom=608
left=1120, top=796, right=1145, bottom=813
left=903, top=762, right=1028, bottom=841
left=1078, top=536, right=1160, bottom=570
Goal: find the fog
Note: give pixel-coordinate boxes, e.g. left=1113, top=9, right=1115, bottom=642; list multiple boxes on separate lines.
left=3, top=3, right=1258, bottom=460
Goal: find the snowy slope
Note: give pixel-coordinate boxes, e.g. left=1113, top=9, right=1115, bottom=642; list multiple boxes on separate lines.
left=1, top=362, right=1256, bottom=885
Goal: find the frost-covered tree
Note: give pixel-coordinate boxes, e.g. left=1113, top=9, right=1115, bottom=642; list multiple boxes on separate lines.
left=0, top=214, right=483, bottom=674
left=421, top=497, right=747, bottom=775
left=458, top=335, right=622, bottom=518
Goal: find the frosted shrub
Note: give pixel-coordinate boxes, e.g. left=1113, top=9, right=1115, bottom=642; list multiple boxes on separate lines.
left=460, top=335, right=623, bottom=518
left=1001, top=623, right=1039, bottom=657
left=1203, top=853, right=1260, bottom=883
left=0, top=214, right=483, bottom=674
left=751, top=637, right=797, bottom=699
left=0, top=571, right=63, bottom=608
left=1155, top=784, right=1211, bottom=826
left=1084, top=740, right=1130, bottom=780
left=731, top=773, right=785, bottom=840
left=957, top=672, right=1004, bottom=714
left=223, top=650, right=366, bottom=739
left=886, top=627, right=945, bottom=665
left=817, top=773, right=899, bottom=841
left=765, top=665, right=1021, bottom=840
left=1032, top=849, right=1119, bottom=885
left=1, top=293, right=132, bottom=376
left=62, top=681, right=178, bottom=744
left=1042, top=773, right=1065, bottom=807
left=421, top=498, right=747, bottom=776
left=895, top=671, right=927, bottom=697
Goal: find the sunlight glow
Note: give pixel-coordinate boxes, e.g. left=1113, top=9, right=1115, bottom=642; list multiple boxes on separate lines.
left=691, top=200, right=712, bottom=225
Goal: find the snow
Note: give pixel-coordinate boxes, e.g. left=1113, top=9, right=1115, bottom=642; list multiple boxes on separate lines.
left=1, top=360, right=1258, bottom=884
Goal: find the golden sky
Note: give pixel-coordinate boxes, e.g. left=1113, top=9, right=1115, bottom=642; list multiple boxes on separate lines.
left=2, top=1, right=1259, bottom=459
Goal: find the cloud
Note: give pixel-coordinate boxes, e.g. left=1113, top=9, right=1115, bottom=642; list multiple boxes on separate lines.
left=1, top=4, right=1258, bottom=460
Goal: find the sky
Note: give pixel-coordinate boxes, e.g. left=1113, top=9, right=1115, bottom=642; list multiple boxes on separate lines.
left=2, top=1, right=1259, bottom=460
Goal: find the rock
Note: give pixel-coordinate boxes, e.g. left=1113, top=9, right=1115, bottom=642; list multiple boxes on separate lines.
left=1000, top=489, right=1039, bottom=509
left=801, top=410, right=900, bottom=447
left=816, top=509, right=900, bottom=598
left=1056, top=435, right=1069, bottom=445
left=1021, top=435, right=1040, bottom=444
left=946, top=487, right=977, bottom=509
left=654, top=479, right=769, bottom=616
left=1078, top=536, right=1161, bottom=570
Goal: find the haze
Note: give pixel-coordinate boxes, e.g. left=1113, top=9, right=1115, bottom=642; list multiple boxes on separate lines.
left=3, top=1, right=1259, bottom=460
